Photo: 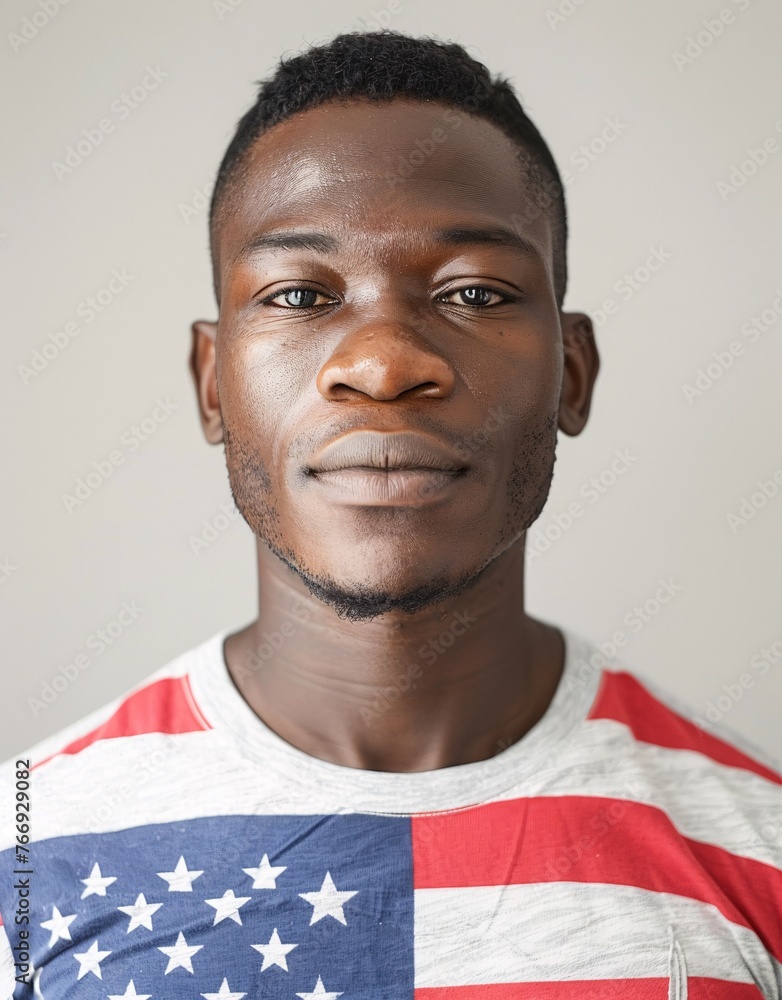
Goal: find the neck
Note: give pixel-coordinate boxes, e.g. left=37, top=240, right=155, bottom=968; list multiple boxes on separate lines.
left=223, top=537, right=564, bottom=772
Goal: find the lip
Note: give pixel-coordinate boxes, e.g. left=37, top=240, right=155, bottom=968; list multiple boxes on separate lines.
left=309, top=430, right=466, bottom=474
left=306, top=431, right=467, bottom=507
left=311, top=467, right=463, bottom=506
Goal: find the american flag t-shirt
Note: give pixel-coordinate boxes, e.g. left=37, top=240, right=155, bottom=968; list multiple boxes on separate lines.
left=1, top=627, right=781, bottom=998
left=7, top=812, right=414, bottom=998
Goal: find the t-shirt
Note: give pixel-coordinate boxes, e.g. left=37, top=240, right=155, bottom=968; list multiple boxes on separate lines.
left=1, top=627, right=781, bottom=999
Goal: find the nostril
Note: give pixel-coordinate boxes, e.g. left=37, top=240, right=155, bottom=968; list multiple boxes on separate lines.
left=328, top=383, right=372, bottom=401
left=315, top=332, right=457, bottom=402
left=412, top=382, right=446, bottom=398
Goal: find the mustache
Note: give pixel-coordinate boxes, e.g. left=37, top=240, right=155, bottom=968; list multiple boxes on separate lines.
left=285, top=405, right=513, bottom=469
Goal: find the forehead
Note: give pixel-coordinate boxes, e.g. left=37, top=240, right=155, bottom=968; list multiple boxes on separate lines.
left=214, top=97, right=553, bottom=282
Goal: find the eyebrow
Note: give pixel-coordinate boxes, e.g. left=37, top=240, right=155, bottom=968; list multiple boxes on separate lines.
left=235, top=225, right=543, bottom=263
left=434, top=226, right=543, bottom=262
left=237, top=231, right=340, bottom=259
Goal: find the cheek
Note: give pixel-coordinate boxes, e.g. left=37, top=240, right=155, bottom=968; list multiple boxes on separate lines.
left=216, top=330, right=319, bottom=473
left=472, top=340, right=561, bottom=477
left=489, top=335, right=563, bottom=423
left=217, top=323, right=278, bottom=417
left=219, top=349, right=266, bottom=432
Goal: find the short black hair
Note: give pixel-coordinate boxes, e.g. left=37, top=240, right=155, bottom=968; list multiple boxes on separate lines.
left=210, top=30, right=568, bottom=305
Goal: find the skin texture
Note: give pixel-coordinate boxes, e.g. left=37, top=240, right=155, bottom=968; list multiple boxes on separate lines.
left=190, top=96, right=599, bottom=772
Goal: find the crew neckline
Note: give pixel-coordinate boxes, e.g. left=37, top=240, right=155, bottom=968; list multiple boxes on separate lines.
left=187, top=625, right=603, bottom=815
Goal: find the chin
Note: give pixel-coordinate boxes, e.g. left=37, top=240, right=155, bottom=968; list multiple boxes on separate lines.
left=268, top=539, right=485, bottom=621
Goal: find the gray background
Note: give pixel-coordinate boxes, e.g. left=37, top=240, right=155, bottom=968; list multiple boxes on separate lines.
left=2, top=0, right=780, bottom=761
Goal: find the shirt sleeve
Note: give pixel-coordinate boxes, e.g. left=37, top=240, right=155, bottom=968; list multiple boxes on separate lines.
left=0, top=920, right=17, bottom=1000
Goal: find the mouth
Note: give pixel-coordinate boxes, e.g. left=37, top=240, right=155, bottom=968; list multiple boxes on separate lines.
left=306, top=430, right=468, bottom=507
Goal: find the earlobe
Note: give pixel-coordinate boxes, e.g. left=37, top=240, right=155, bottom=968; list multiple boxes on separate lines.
left=189, top=320, right=224, bottom=444
left=558, top=311, right=600, bottom=436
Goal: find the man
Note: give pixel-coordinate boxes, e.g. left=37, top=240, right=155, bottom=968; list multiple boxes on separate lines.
left=2, top=30, right=780, bottom=1000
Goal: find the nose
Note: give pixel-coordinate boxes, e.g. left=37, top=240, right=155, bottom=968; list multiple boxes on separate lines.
left=315, top=315, right=457, bottom=403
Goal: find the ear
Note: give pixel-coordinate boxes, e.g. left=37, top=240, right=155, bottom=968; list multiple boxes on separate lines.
left=189, top=320, right=223, bottom=444
left=558, top=311, right=600, bottom=436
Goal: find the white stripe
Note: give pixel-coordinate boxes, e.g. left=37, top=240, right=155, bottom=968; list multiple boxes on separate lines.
left=511, top=719, right=782, bottom=869
left=4, top=716, right=780, bottom=879
left=607, top=665, right=782, bottom=780
left=413, top=881, right=780, bottom=996
left=1, top=729, right=350, bottom=850
left=10, top=655, right=193, bottom=773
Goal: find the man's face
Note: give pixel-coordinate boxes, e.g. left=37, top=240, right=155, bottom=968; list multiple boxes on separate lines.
left=196, top=97, right=595, bottom=620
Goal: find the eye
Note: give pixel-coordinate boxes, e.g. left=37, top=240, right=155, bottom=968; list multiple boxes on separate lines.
left=439, top=285, right=514, bottom=307
left=261, top=287, right=334, bottom=309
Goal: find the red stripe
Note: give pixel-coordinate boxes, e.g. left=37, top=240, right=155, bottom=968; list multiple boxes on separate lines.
left=415, top=980, right=763, bottom=998
left=34, top=676, right=210, bottom=768
left=412, top=795, right=782, bottom=962
left=588, top=670, right=782, bottom=785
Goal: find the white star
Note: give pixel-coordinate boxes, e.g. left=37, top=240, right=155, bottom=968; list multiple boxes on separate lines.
left=73, top=939, right=111, bottom=980
left=201, top=978, right=247, bottom=1000
left=251, top=927, right=298, bottom=971
left=158, top=930, right=204, bottom=974
left=80, top=862, right=117, bottom=898
left=117, top=893, right=163, bottom=932
left=204, top=888, right=251, bottom=925
left=40, top=905, right=76, bottom=946
left=296, top=976, right=343, bottom=999
left=108, top=980, right=152, bottom=1000
left=243, top=853, right=286, bottom=889
left=156, top=856, right=204, bottom=892
left=299, top=872, right=358, bottom=926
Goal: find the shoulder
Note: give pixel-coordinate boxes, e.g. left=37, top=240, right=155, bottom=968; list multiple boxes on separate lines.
left=0, top=632, right=224, bottom=849
left=5, top=636, right=216, bottom=772
left=556, top=637, right=782, bottom=870
left=585, top=658, right=782, bottom=787
left=539, top=638, right=782, bottom=987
